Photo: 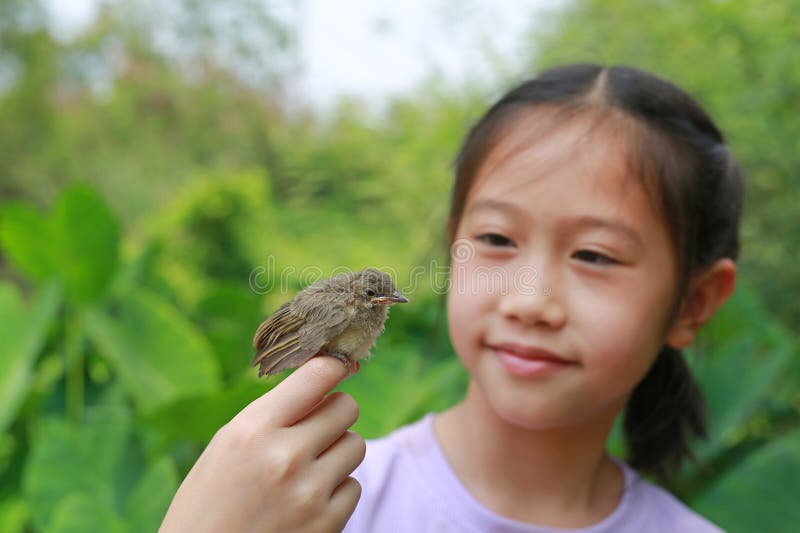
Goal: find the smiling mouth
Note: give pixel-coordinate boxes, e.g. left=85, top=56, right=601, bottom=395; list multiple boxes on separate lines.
left=489, top=342, right=575, bottom=378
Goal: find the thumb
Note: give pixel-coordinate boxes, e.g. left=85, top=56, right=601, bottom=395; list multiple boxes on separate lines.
left=249, top=356, right=349, bottom=427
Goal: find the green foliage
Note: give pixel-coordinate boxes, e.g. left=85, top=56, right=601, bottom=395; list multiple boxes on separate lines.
left=139, top=380, right=269, bottom=455
left=693, top=427, right=800, bottom=533
left=84, top=291, right=221, bottom=412
left=691, top=285, right=796, bottom=461
left=0, top=497, right=28, bottom=533
left=23, top=405, right=129, bottom=531
left=1, top=184, right=119, bottom=303
left=22, top=390, right=177, bottom=533
left=0, top=204, right=57, bottom=281
left=673, top=286, right=800, bottom=528
left=0, top=281, right=59, bottom=433
left=344, top=344, right=466, bottom=439
left=193, top=282, right=265, bottom=379
left=50, top=186, right=120, bottom=303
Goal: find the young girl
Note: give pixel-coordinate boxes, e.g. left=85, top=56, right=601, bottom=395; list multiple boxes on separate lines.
left=160, top=64, right=741, bottom=532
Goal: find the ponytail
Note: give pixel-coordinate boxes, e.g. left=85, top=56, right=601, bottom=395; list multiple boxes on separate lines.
left=623, top=345, right=706, bottom=483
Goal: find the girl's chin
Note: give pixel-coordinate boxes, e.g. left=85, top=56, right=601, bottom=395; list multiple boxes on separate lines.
left=470, top=378, right=570, bottom=430
left=492, top=402, right=568, bottom=431
left=484, top=383, right=623, bottom=434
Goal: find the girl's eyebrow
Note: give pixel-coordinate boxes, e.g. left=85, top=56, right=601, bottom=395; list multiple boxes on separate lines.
left=465, top=200, right=644, bottom=247
left=567, top=215, right=644, bottom=247
left=464, top=198, right=525, bottom=218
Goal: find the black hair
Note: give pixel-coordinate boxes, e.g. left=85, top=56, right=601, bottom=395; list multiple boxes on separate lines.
left=448, top=63, right=744, bottom=482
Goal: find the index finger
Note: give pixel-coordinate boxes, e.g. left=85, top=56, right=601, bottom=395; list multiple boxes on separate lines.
left=251, top=356, right=349, bottom=427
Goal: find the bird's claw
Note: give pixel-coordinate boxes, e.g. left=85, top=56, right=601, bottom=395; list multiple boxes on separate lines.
left=320, top=351, right=358, bottom=375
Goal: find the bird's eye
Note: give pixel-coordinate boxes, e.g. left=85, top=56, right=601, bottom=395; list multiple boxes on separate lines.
left=365, top=288, right=376, bottom=297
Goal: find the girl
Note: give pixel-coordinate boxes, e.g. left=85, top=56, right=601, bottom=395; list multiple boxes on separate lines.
left=160, top=64, right=741, bottom=532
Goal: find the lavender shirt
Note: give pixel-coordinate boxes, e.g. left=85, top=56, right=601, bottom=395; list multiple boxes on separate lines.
left=344, top=415, right=723, bottom=533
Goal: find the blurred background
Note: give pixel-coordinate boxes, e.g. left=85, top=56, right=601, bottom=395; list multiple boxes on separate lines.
left=1, top=0, right=798, bottom=531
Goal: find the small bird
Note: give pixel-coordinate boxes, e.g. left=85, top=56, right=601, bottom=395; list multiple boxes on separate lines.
left=252, top=268, right=409, bottom=376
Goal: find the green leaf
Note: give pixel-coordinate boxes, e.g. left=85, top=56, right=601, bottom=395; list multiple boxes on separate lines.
left=139, top=380, right=269, bottom=453
left=0, top=202, right=56, bottom=281
left=84, top=290, right=221, bottom=412
left=193, top=281, right=263, bottom=379
left=0, top=185, right=120, bottom=305
left=0, top=281, right=60, bottom=433
left=51, top=184, right=120, bottom=303
left=22, top=398, right=131, bottom=531
left=342, top=347, right=466, bottom=439
left=47, top=493, right=127, bottom=533
left=690, top=285, right=797, bottom=459
left=693, top=428, right=800, bottom=533
left=0, top=498, right=29, bottom=533
left=124, top=457, right=178, bottom=533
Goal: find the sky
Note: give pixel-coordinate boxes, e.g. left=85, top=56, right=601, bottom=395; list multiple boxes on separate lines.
left=45, top=0, right=561, bottom=109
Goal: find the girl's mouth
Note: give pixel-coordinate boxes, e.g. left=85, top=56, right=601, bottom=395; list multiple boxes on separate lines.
left=490, top=342, right=574, bottom=378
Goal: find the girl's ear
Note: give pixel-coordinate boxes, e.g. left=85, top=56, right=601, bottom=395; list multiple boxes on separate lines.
left=665, top=258, right=737, bottom=349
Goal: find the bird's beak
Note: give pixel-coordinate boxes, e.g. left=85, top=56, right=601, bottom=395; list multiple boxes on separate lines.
left=371, top=291, right=409, bottom=304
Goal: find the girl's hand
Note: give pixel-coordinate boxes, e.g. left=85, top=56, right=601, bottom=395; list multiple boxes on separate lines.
left=159, top=357, right=365, bottom=533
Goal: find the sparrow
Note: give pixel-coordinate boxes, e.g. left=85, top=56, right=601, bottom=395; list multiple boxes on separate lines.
left=252, top=268, right=409, bottom=376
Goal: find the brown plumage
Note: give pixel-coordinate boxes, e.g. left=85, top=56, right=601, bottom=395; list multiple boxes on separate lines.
left=252, top=268, right=408, bottom=376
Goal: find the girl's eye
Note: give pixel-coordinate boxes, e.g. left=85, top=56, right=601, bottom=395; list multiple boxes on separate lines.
left=476, top=233, right=515, bottom=247
left=573, top=250, right=617, bottom=265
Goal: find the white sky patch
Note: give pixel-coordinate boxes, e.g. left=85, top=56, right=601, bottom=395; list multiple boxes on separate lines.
left=295, top=0, right=558, bottom=108
left=45, top=0, right=561, bottom=110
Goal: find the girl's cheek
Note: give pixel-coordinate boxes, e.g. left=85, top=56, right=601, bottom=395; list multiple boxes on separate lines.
left=446, top=277, right=472, bottom=330
left=451, top=255, right=515, bottom=299
left=447, top=268, right=485, bottom=350
left=446, top=289, right=474, bottom=368
left=576, top=295, right=662, bottom=379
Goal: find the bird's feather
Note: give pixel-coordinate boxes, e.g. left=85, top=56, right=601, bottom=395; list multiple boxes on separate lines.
left=252, top=294, right=353, bottom=376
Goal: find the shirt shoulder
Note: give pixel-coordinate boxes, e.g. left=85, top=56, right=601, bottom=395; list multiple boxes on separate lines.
left=622, top=464, right=724, bottom=533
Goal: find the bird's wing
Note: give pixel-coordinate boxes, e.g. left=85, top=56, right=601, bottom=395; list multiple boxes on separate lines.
left=252, top=296, right=352, bottom=376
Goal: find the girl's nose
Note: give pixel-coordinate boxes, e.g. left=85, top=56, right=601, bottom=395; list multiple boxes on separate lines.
left=498, top=273, right=566, bottom=329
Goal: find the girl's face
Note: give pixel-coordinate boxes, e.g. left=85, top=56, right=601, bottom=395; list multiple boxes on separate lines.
left=447, top=113, right=680, bottom=430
